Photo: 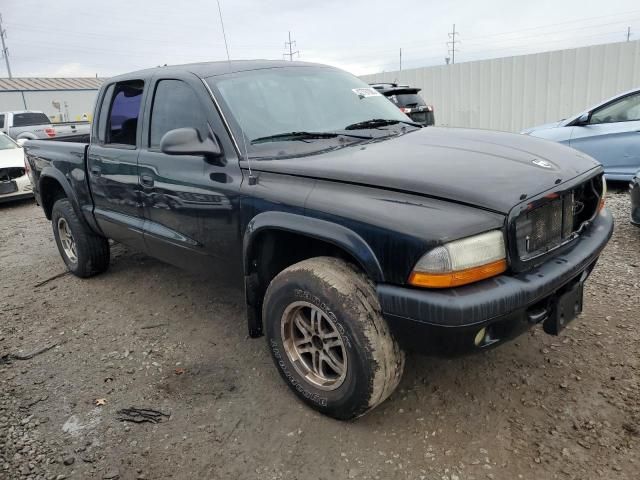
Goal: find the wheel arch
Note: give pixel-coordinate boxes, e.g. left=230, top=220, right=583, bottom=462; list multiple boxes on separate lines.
left=243, top=211, right=384, bottom=337
left=39, top=169, right=81, bottom=221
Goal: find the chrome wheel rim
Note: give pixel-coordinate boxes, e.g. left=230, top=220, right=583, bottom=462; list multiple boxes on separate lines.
left=280, top=301, right=347, bottom=391
left=57, top=217, right=77, bottom=263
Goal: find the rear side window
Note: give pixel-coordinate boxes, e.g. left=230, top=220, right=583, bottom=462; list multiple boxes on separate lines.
left=149, top=79, right=209, bottom=148
left=106, top=80, right=144, bottom=146
left=13, top=112, right=51, bottom=127
left=96, top=84, right=115, bottom=143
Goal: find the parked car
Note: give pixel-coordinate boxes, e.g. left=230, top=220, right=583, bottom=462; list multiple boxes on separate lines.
left=370, top=83, right=435, bottom=126
left=522, top=88, right=640, bottom=181
left=24, top=60, right=612, bottom=420
left=0, top=132, right=32, bottom=203
left=631, top=169, right=640, bottom=226
left=0, top=110, right=90, bottom=141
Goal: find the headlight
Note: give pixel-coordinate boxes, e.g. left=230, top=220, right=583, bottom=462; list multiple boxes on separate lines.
left=408, top=230, right=507, bottom=288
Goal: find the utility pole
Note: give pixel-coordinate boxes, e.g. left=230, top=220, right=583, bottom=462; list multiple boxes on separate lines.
left=399, top=48, right=402, bottom=72
left=627, top=26, right=632, bottom=42
left=447, top=24, right=460, bottom=65
left=0, top=13, right=12, bottom=78
left=283, top=31, right=299, bottom=61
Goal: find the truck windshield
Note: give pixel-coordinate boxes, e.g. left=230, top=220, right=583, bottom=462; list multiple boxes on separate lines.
left=13, top=112, right=51, bottom=127
left=208, top=67, right=412, bottom=147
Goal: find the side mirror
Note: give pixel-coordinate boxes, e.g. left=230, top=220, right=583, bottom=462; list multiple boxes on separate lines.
left=160, top=128, right=224, bottom=162
left=575, top=112, right=591, bottom=126
left=16, top=139, right=27, bottom=147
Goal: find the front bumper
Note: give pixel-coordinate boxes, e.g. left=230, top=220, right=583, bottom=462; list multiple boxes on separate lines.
left=0, top=175, right=34, bottom=203
left=377, top=209, right=614, bottom=354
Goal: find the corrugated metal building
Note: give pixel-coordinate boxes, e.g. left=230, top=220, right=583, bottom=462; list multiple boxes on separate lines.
left=361, top=40, right=640, bottom=133
left=0, top=77, right=104, bottom=122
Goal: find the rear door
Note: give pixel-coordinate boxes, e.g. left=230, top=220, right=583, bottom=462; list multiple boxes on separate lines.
left=87, top=80, right=147, bottom=250
left=570, top=91, right=640, bottom=180
left=137, top=74, right=243, bottom=277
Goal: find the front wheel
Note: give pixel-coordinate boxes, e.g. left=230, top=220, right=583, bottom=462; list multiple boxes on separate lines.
left=263, top=257, right=405, bottom=420
left=51, top=198, right=110, bottom=277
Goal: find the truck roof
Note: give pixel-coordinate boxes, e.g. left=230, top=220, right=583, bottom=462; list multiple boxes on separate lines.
left=108, top=60, right=331, bottom=83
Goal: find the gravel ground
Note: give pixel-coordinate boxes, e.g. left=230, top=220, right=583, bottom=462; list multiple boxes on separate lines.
left=0, top=191, right=638, bottom=480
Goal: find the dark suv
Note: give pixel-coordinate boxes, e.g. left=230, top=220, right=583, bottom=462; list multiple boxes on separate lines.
left=371, top=83, right=435, bottom=126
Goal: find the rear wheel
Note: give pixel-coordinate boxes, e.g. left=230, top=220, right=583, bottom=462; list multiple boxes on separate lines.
left=51, top=198, right=110, bottom=277
left=263, top=257, right=405, bottom=420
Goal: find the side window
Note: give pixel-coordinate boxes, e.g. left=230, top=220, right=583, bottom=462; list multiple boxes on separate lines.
left=149, top=80, right=209, bottom=148
left=590, top=92, right=640, bottom=125
left=106, top=80, right=144, bottom=146
left=96, top=84, right=115, bottom=144
left=0, top=114, right=4, bottom=129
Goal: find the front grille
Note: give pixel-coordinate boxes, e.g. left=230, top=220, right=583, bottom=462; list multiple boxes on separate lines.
left=0, top=167, right=25, bottom=181
left=515, top=176, right=602, bottom=261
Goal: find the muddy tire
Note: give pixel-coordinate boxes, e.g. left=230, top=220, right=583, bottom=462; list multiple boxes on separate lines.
left=263, top=257, right=405, bottom=420
left=51, top=198, right=110, bottom=278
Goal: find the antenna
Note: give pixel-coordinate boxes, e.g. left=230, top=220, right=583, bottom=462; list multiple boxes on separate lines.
left=215, top=0, right=254, bottom=183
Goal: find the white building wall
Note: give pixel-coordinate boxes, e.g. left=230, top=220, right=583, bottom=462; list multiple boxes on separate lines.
left=0, top=89, right=99, bottom=122
left=361, top=40, right=640, bottom=133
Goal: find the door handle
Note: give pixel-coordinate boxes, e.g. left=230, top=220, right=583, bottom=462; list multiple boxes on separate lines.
left=90, top=166, right=101, bottom=177
left=140, top=174, right=154, bottom=187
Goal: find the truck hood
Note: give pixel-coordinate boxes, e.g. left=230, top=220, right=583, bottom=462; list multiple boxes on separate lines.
left=250, top=127, right=600, bottom=214
left=249, top=127, right=598, bottom=213
left=0, top=148, right=26, bottom=168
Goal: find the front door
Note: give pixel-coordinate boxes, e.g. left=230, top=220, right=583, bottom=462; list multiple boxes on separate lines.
left=137, top=75, right=243, bottom=279
left=87, top=80, right=147, bottom=251
left=570, top=91, right=640, bottom=180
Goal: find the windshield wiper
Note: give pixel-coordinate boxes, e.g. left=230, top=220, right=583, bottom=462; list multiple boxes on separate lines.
left=344, top=118, right=421, bottom=130
left=251, top=131, right=371, bottom=144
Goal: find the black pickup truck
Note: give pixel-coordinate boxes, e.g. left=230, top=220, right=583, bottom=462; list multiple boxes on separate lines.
left=24, top=60, right=613, bottom=420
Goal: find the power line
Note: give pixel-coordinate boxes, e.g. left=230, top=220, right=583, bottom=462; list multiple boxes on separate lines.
left=447, top=23, right=460, bottom=64
left=283, top=31, right=299, bottom=61
left=0, top=13, right=12, bottom=78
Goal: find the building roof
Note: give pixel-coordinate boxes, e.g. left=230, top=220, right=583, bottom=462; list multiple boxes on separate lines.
left=0, top=77, right=105, bottom=92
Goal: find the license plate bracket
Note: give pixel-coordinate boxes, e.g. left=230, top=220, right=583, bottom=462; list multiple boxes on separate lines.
left=543, top=281, right=584, bottom=335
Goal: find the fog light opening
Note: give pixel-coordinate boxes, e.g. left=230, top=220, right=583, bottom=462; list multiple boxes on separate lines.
left=474, top=327, right=487, bottom=347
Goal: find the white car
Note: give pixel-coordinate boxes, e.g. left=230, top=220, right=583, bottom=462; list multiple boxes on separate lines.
left=0, top=133, right=33, bottom=203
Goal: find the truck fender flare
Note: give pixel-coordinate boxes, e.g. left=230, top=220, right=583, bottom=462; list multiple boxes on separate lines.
left=243, top=211, right=384, bottom=282
left=38, top=167, right=83, bottom=221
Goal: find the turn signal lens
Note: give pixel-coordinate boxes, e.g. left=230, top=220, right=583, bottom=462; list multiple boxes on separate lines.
left=599, top=177, right=607, bottom=212
left=409, top=259, right=507, bottom=288
left=409, top=230, right=507, bottom=288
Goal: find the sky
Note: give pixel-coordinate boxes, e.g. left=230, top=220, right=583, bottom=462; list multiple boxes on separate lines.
left=2, top=0, right=640, bottom=78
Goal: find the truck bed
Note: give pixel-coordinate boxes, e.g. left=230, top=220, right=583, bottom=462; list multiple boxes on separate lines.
left=24, top=139, right=93, bottom=219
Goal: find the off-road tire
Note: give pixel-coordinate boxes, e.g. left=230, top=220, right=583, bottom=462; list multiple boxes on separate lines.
left=51, top=198, right=110, bottom=277
left=263, top=257, right=405, bottom=420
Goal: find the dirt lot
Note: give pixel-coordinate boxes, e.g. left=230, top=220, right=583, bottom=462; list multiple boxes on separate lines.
left=1, top=191, right=639, bottom=480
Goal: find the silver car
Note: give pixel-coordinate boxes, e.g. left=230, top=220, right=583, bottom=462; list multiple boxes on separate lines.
left=522, top=88, right=640, bottom=181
